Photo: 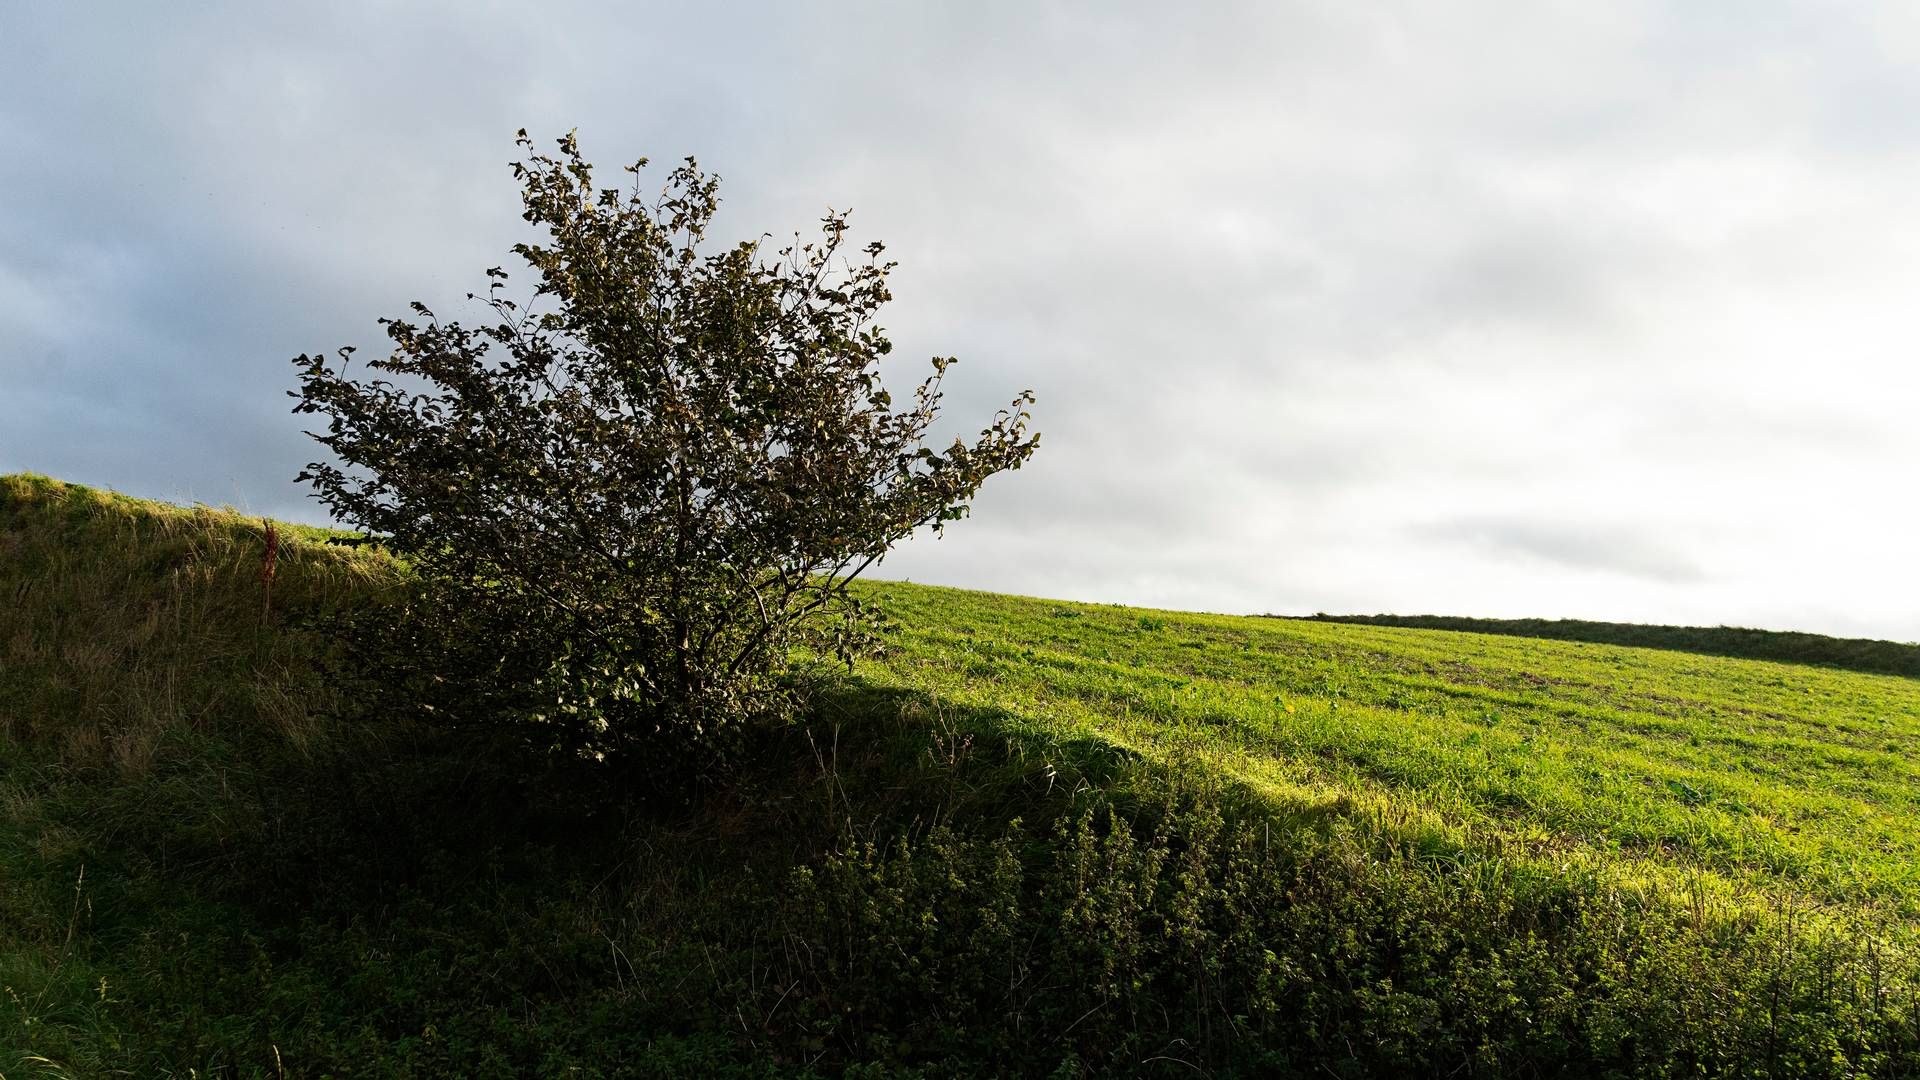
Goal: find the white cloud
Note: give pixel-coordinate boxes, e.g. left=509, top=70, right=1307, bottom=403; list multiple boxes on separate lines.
left=2, top=0, right=1916, bottom=639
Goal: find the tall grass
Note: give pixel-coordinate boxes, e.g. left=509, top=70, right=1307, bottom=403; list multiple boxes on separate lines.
left=0, top=473, right=394, bottom=770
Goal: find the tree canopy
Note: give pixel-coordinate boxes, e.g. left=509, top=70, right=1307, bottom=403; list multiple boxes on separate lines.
left=292, top=130, right=1038, bottom=763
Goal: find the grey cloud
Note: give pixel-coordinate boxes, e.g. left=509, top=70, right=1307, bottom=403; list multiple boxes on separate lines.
left=1415, top=516, right=1709, bottom=585
left=4, top=1, right=1919, bottom=638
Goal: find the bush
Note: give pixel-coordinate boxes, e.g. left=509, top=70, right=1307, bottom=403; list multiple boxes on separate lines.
left=773, top=784, right=1920, bottom=1076
left=290, top=131, right=1038, bottom=766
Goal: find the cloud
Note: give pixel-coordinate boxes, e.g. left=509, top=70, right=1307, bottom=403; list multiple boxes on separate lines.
left=1414, top=516, right=1708, bottom=584
left=3, top=1, right=1918, bottom=638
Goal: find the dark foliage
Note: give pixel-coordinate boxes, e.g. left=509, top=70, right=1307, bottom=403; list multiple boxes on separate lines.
left=1292, top=613, right=1920, bottom=681
left=290, top=131, right=1038, bottom=762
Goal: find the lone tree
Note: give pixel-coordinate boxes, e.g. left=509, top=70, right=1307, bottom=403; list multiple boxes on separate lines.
left=292, top=131, right=1038, bottom=763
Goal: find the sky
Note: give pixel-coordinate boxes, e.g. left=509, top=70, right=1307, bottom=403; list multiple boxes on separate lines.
left=4, top=2, right=1918, bottom=641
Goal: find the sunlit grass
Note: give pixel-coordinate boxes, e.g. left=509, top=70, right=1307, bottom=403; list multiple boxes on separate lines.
left=855, top=580, right=1920, bottom=924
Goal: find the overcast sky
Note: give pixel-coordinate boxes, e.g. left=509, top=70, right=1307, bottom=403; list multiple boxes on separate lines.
left=5, top=2, right=1918, bottom=640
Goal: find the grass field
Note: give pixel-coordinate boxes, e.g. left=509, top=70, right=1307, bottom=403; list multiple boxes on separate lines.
left=860, top=583, right=1920, bottom=919
left=6, top=473, right=1920, bottom=1077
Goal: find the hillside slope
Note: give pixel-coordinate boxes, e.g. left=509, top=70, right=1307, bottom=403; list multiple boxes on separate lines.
left=860, top=583, right=1920, bottom=916
left=4, top=474, right=1919, bottom=1077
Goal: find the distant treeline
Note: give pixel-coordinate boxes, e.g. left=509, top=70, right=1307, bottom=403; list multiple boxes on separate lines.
left=1288, top=614, right=1920, bottom=681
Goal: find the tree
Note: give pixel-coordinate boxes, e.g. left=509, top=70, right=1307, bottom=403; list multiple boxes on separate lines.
left=291, top=131, right=1038, bottom=764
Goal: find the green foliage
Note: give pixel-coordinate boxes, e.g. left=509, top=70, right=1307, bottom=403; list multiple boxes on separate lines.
left=289, top=131, right=1038, bottom=762
left=779, top=783, right=1920, bottom=1075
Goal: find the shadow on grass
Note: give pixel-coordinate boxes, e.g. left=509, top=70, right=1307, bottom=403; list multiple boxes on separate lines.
left=122, top=673, right=1162, bottom=920
left=157, top=672, right=1410, bottom=928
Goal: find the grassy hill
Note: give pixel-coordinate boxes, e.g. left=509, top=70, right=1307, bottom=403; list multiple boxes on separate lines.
left=866, top=586, right=1920, bottom=915
left=5, top=473, right=1920, bottom=1077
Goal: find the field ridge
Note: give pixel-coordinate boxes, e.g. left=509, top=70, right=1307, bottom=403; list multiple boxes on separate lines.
left=1292, top=611, right=1920, bottom=681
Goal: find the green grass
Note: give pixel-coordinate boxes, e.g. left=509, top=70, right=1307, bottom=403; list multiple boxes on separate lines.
left=857, top=583, right=1920, bottom=921
left=5, top=473, right=1920, bottom=1077
left=0, top=472, right=392, bottom=767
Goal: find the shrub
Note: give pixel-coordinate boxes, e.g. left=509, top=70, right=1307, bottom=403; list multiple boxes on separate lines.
left=290, top=131, right=1038, bottom=765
